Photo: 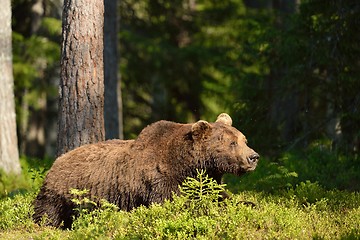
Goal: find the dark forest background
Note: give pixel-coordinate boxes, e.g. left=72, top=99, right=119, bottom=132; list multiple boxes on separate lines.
left=10, top=0, right=360, bottom=190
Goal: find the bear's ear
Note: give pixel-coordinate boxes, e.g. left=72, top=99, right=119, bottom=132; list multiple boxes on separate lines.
left=191, top=120, right=212, bottom=140
left=215, top=113, right=232, bottom=126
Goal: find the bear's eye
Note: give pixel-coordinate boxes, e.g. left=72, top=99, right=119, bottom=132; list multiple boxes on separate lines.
left=230, top=141, right=238, bottom=147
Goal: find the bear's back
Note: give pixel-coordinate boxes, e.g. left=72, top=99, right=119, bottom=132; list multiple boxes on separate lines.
left=44, top=139, right=134, bottom=195
left=133, top=120, right=188, bottom=149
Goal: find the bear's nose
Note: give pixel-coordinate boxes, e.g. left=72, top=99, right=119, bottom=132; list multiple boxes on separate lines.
left=247, top=153, right=260, bottom=164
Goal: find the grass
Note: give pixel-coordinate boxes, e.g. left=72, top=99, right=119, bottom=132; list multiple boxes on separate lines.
left=0, top=145, right=359, bottom=239
left=0, top=186, right=359, bottom=239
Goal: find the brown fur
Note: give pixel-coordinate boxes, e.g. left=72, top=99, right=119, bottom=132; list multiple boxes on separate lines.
left=33, top=113, right=259, bottom=228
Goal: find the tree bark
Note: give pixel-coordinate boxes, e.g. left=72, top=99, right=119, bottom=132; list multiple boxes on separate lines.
left=57, top=0, right=105, bottom=156
left=0, top=0, right=21, bottom=174
left=104, top=0, right=123, bottom=140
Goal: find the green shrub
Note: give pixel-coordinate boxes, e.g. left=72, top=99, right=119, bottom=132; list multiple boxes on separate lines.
left=0, top=156, right=52, bottom=198
left=224, top=157, right=298, bottom=193
left=70, top=170, right=226, bottom=239
left=0, top=170, right=28, bottom=198
left=1, top=166, right=359, bottom=239
left=225, top=143, right=360, bottom=194
left=180, top=169, right=226, bottom=201
left=280, top=142, right=360, bottom=191
left=0, top=193, right=35, bottom=231
left=67, top=170, right=360, bottom=239
left=179, top=169, right=227, bottom=215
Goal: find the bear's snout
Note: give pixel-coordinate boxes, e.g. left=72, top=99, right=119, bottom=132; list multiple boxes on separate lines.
left=247, top=153, right=260, bottom=164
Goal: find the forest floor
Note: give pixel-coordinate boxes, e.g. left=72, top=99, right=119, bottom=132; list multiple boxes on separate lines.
left=0, top=155, right=359, bottom=239
left=1, top=174, right=359, bottom=239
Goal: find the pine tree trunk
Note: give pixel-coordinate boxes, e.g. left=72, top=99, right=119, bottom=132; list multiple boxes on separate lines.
left=24, top=0, right=46, bottom=158
left=104, top=0, right=123, bottom=140
left=268, top=0, right=300, bottom=144
left=0, top=0, right=21, bottom=174
left=57, top=0, right=105, bottom=156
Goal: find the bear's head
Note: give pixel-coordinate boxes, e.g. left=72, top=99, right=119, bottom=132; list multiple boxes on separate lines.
left=191, top=113, right=259, bottom=176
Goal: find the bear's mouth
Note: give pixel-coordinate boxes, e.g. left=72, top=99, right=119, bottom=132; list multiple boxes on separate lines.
left=211, top=157, right=257, bottom=176
left=245, top=164, right=257, bottom=172
left=238, top=162, right=257, bottom=174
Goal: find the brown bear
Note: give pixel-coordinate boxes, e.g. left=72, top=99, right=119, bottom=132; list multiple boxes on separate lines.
left=33, top=113, right=259, bottom=228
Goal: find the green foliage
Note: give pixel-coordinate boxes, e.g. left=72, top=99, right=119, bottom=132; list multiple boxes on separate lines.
left=41, top=17, right=62, bottom=38
left=70, top=188, right=119, bottom=213
left=177, top=169, right=226, bottom=217
left=259, top=0, right=360, bottom=153
left=5, top=0, right=360, bottom=238
left=0, top=169, right=27, bottom=198
left=0, top=156, right=51, bottom=198
left=224, top=157, right=299, bottom=194
left=1, top=168, right=360, bottom=239
left=70, top=188, right=97, bottom=214
left=0, top=193, right=35, bottom=231
left=120, top=0, right=267, bottom=136
left=225, top=142, right=360, bottom=194
left=10, top=0, right=360, bottom=164
left=70, top=171, right=226, bottom=239
left=70, top=189, right=120, bottom=238
left=119, top=0, right=360, bottom=159
left=12, top=31, right=60, bottom=103
left=12, top=14, right=61, bottom=158
left=275, top=140, right=360, bottom=191
left=283, top=181, right=360, bottom=212
left=180, top=169, right=226, bottom=201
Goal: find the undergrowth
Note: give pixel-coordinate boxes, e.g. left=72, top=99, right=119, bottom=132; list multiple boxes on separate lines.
left=225, top=140, right=360, bottom=193
left=0, top=147, right=359, bottom=239
left=0, top=169, right=359, bottom=239
left=0, top=156, right=52, bottom=198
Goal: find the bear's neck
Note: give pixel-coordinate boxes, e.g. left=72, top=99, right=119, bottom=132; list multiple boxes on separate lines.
left=166, top=129, right=219, bottom=183
left=134, top=121, right=218, bottom=183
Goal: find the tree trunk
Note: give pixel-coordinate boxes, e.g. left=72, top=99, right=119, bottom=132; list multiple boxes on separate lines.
left=243, top=0, right=272, bottom=9
left=57, top=0, right=105, bottom=156
left=268, top=0, right=300, bottom=144
left=104, top=0, right=123, bottom=140
left=0, top=0, right=21, bottom=174
left=24, top=0, right=46, bottom=158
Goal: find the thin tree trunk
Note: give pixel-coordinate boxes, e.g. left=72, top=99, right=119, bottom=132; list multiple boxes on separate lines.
left=104, top=0, right=123, bottom=140
left=0, top=0, right=21, bottom=174
left=57, top=0, right=105, bottom=156
left=24, top=0, right=46, bottom=158
left=268, top=0, right=300, bottom=143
